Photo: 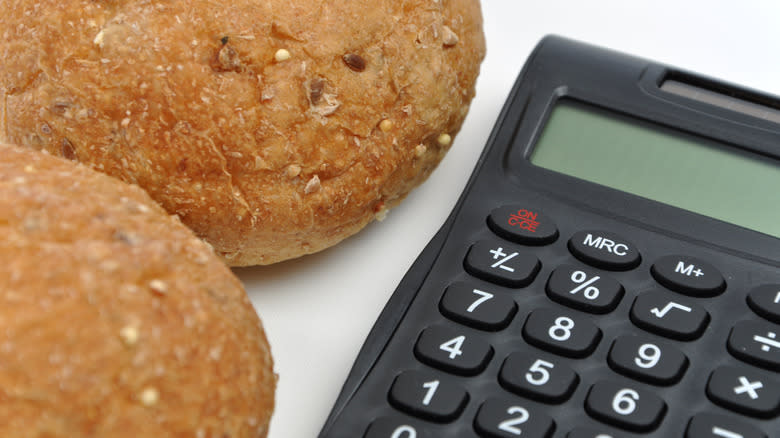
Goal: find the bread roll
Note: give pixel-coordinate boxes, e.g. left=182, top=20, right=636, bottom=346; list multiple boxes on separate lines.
left=0, top=0, right=486, bottom=265
left=0, top=144, right=275, bottom=437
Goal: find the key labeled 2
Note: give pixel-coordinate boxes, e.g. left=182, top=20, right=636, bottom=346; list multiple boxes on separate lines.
left=474, top=397, right=555, bottom=438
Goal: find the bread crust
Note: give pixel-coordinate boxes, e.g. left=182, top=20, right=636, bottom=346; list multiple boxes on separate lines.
left=0, top=144, right=275, bottom=437
left=0, top=0, right=485, bottom=265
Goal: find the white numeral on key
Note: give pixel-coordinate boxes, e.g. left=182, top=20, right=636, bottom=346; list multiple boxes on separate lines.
left=421, top=380, right=439, bottom=406
left=468, top=289, right=494, bottom=312
left=439, top=336, right=465, bottom=359
left=612, top=389, right=639, bottom=416
left=497, top=406, right=530, bottom=435
left=390, top=425, right=417, bottom=438
left=634, top=343, right=661, bottom=369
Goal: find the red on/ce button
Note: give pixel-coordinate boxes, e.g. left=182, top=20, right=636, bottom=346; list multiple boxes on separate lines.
left=487, top=205, right=559, bottom=245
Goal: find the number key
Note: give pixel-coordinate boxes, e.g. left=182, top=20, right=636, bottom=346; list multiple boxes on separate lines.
left=567, top=428, right=620, bottom=438
left=414, top=325, right=493, bottom=376
left=388, top=370, right=468, bottom=423
left=364, top=417, right=433, bottom=438
left=439, top=282, right=517, bottom=331
left=585, top=381, right=667, bottom=432
left=522, top=308, right=602, bottom=358
left=607, top=335, right=688, bottom=385
left=499, top=353, right=579, bottom=403
left=474, top=397, right=555, bottom=438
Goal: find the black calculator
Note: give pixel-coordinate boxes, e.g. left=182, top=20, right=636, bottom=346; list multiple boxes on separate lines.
left=318, top=36, right=780, bottom=438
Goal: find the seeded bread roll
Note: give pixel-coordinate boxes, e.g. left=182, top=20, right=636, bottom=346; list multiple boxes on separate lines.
left=0, top=0, right=485, bottom=265
left=0, top=144, right=275, bottom=437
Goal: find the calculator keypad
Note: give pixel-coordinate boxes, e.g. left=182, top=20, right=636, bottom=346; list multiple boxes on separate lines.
left=353, top=206, right=778, bottom=437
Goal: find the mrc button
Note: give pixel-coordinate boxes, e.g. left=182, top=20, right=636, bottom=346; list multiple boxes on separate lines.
left=651, top=255, right=725, bottom=297
left=568, top=230, right=641, bottom=271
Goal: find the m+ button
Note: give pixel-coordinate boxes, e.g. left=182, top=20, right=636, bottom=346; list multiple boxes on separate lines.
left=651, top=255, right=725, bottom=297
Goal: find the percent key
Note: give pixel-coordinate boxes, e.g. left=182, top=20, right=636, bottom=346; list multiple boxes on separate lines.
left=546, top=264, right=625, bottom=314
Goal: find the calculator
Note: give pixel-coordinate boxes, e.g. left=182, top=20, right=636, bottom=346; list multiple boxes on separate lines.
left=318, top=35, right=780, bottom=438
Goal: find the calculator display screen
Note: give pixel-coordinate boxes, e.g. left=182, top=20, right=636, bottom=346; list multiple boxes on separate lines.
left=530, top=100, right=780, bottom=238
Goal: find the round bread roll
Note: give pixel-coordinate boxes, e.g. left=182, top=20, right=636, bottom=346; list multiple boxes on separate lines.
left=0, top=144, right=275, bottom=437
left=0, top=0, right=485, bottom=266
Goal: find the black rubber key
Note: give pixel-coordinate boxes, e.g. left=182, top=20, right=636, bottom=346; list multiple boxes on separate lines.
left=651, top=255, right=726, bottom=297
left=439, top=282, right=517, bottom=331
left=464, top=239, right=541, bottom=287
left=607, top=335, right=688, bottom=385
left=414, top=325, right=493, bottom=376
left=568, top=230, right=641, bottom=271
left=474, top=397, right=555, bottom=438
left=364, top=417, right=434, bottom=438
left=499, top=352, right=579, bottom=403
left=706, top=366, right=780, bottom=418
left=585, top=380, right=666, bottom=432
left=685, top=412, right=768, bottom=438
left=727, top=320, right=780, bottom=371
left=546, top=264, right=624, bottom=314
left=522, top=308, right=602, bottom=358
left=746, top=284, right=780, bottom=324
left=388, top=370, right=469, bottom=423
left=630, top=290, right=709, bottom=340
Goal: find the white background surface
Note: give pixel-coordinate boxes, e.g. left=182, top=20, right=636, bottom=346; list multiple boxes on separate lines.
left=236, top=2, right=780, bottom=437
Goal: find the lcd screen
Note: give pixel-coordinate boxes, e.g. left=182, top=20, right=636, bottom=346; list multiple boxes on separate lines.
left=530, top=100, right=780, bottom=238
